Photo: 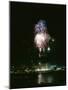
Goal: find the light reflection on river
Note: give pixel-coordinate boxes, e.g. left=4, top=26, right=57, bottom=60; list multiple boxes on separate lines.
left=10, top=70, right=65, bottom=88
left=37, top=72, right=53, bottom=84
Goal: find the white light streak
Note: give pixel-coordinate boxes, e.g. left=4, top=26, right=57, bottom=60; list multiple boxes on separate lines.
left=34, top=32, right=50, bottom=49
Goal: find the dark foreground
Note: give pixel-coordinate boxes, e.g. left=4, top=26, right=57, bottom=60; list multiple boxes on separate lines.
left=10, top=70, right=66, bottom=89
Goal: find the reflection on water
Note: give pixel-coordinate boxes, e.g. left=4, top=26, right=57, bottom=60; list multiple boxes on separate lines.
left=48, top=75, right=53, bottom=83
left=38, top=73, right=43, bottom=84
left=38, top=72, right=53, bottom=84
left=10, top=70, right=66, bottom=89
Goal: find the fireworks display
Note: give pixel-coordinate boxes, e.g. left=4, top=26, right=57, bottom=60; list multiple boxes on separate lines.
left=35, top=20, right=47, bottom=33
left=34, top=20, right=51, bottom=57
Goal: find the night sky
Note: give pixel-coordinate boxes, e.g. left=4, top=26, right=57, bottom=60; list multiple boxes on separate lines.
left=10, top=2, right=66, bottom=66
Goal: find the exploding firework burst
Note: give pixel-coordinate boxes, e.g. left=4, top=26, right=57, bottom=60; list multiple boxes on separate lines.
left=34, top=20, right=47, bottom=33
left=34, top=20, right=51, bottom=57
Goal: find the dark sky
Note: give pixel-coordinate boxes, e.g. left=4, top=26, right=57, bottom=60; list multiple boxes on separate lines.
left=10, top=2, right=66, bottom=66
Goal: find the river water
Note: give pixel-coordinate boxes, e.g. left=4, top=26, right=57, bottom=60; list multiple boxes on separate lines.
left=10, top=70, right=66, bottom=89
